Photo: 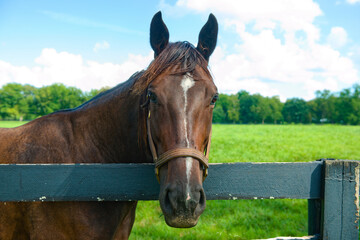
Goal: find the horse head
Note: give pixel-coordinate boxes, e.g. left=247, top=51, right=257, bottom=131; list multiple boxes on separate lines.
left=138, top=11, right=218, bottom=228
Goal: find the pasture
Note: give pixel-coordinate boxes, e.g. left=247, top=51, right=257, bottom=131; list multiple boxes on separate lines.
left=0, top=121, right=28, bottom=128
left=1, top=121, right=359, bottom=239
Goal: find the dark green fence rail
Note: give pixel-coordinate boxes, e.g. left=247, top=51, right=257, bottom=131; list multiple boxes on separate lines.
left=0, top=160, right=358, bottom=239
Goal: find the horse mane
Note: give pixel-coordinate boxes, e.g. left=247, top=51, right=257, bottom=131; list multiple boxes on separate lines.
left=49, top=71, right=145, bottom=116
left=132, top=41, right=211, bottom=95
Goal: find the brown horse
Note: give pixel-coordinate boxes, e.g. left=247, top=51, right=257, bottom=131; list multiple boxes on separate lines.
left=0, top=11, right=218, bottom=239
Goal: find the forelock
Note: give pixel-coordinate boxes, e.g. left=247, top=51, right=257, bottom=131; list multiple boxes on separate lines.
left=132, top=41, right=211, bottom=94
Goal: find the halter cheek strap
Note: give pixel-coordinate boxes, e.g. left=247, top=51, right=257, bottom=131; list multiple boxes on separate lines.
left=147, top=110, right=211, bottom=182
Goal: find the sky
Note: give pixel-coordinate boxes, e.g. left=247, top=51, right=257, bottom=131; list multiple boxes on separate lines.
left=0, top=0, right=360, bottom=101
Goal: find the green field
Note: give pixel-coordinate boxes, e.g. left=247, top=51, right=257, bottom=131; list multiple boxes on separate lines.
left=0, top=121, right=29, bottom=128
left=1, top=121, right=360, bottom=239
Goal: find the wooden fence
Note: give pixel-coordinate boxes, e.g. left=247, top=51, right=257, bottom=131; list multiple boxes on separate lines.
left=0, top=159, right=358, bottom=240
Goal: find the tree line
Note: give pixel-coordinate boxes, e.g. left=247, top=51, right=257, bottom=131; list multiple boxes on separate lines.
left=0, top=83, right=107, bottom=121
left=0, top=83, right=360, bottom=125
left=214, top=85, right=360, bottom=125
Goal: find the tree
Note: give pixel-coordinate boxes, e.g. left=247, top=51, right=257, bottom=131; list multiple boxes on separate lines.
left=226, top=95, right=240, bottom=123
left=268, top=96, right=283, bottom=124
left=0, top=83, right=36, bottom=120
left=34, top=84, right=87, bottom=116
left=282, top=98, right=311, bottom=123
left=350, top=84, right=360, bottom=125
left=249, top=94, right=271, bottom=124
left=334, top=85, right=360, bottom=125
left=238, top=92, right=280, bottom=124
left=212, top=106, right=226, bottom=123
left=309, top=90, right=336, bottom=123
left=215, top=94, right=240, bottom=123
left=238, top=91, right=259, bottom=123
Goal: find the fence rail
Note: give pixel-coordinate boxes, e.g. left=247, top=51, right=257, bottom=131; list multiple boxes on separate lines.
left=0, top=160, right=358, bottom=239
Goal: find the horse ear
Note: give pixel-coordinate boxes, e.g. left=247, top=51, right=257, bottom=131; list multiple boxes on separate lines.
left=150, top=11, right=169, bottom=58
left=196, top=14, right=218, bottom=62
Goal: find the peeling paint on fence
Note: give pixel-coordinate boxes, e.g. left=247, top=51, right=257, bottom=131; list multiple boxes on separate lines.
left=39, top=196, right=46, bottom=201
left=355, top=164, right=359, bottom=226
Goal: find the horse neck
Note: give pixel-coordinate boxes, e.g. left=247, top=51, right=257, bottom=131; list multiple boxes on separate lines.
left=71, top=84, right=150, bottom=164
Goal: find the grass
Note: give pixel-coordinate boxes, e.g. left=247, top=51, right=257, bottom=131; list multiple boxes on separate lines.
left=210, top=124, right=360, bottom=163
left=0, top=120, right=28, bottom=128
left=1, top=121, right=360, bottom=239
left=132, top=124, right=360, bottom=240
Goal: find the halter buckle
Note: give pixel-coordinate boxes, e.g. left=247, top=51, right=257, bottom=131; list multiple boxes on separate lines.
left=155, top=167, right=160, bottom=182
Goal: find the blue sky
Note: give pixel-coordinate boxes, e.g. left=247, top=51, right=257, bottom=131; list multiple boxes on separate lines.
left=0, top=0, right=359, bottom=101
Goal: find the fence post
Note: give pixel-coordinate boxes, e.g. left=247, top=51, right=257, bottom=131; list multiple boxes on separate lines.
left=322, top=160, right=359, bottom=240
left=308, top=199, right=322, bottom=235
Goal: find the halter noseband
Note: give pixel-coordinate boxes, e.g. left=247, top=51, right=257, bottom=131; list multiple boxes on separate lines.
left=146, top=110, right=211, bottom=182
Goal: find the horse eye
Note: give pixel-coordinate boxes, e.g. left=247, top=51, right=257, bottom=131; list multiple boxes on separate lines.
left=210, top=94, right=218, bottom=105
left=148, top=91, right=157, bottom=103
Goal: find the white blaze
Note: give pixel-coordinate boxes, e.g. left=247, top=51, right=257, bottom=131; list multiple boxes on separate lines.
left=180, top=73, right=195, bottom=199
left=180, top=73, right=195, bottom=147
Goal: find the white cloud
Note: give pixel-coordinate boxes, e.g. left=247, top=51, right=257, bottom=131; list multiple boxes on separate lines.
left=209, top=30, right=357, bottom=100
left=327, top=27, right=348, bottom=48
left=93, top=41, right=110, bottom=52
left=168, top=0, right=359, bottom=100
left=0, top=48, right=153, bottom=92
left=347, top=0, right=360, bottom=4
left=177, top=0, right=322, bottom=41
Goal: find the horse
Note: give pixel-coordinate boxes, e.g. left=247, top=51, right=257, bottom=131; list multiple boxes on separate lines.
left=0, top=11, right=218, bottom=239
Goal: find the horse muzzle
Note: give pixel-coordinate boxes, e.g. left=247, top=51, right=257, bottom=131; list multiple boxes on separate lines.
left=159, top=180, right=206, bottom=228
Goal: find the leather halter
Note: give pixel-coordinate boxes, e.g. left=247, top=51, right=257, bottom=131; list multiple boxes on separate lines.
left=146, top=110, right=211, bottom=182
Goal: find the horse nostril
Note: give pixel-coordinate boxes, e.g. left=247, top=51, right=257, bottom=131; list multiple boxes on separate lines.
left=194, top=187, right=206, bottom=216
left=163, top=185, right=177, bottom=214
left=185, top=186, right=206, bottom=213
left=164, top=189, right=171, bottom=210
